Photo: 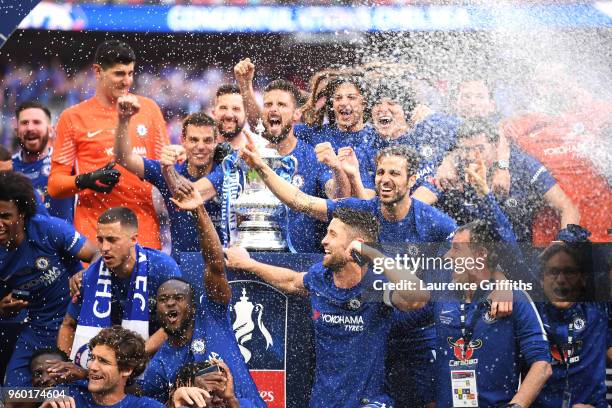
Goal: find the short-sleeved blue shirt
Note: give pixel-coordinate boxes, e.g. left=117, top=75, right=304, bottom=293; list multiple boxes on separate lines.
left=303, top=262, right=394, bottom=408
left=66, top=383, right=165, bottom=408
left=143, top=159, right=224, bottom=258
left=141, top=291, right=266, bottom=407
left=418, top=289, right=550, bottom=406
left=280, top=139, right=332, bottom=253
left=0, top=214, right=85, bottom=337
left=326, top=197, right=456, bottom=244
left=294, top=123, right=377, bottom=152
left=12, top=151, right=74, bottom=222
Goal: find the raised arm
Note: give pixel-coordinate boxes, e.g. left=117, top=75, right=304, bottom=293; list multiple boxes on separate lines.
left=197, top=204, right=230, bottom=304
left=224, top=247, right=307, bottom=296
left=338, top=147, right=375, bottom=199
left=114, top=95, right=145, bottom=178
left=234, top=58, right=262, bottom=130
left=241, top=133, right=328, bottom=221
left=171, top=187, right=230, bottom=305
left=315, top=143, right=351, bottom=199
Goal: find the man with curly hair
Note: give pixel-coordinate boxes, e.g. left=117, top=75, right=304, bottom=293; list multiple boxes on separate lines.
left=41, top=326, right=164, bottom=408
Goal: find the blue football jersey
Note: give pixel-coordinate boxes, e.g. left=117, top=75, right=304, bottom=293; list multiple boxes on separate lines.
left=12, top=151, right=74, bottom=222
left=141, top=290, right=266, bottom=407
left=1, top=214, right=85, bottom=386
left=280, top=139, right=331, bottom=253
left=143, top=158, right=224, bottom=259
left=326, top=197, right=456, bottom=244
left=303, top=262, right=394, bottom=408
left=294, top=123, right=377, bottom=152
left=534, top=302, right=609, bottom=408
left=354, top=113, right=460, bottom=190
left=67, top=383, right=165, bottom=408
left=0, top=214, right=85, bottom=335
left=424, top=289, right=550, bottom=406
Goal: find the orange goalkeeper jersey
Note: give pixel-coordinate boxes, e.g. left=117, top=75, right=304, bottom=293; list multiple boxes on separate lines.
left=501, top=101, right=612, bottom=244
left=50, top=95, right=168, bottom=249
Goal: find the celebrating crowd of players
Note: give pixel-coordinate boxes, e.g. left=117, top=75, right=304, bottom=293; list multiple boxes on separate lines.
left=0, top=38, right=611, bottom=407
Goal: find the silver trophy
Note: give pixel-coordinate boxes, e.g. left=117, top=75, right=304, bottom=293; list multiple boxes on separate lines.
left=233, top=120, right=288, bottom=251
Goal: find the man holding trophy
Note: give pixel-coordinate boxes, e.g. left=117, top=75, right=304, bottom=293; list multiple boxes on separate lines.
left=231, top=79, right=352, bottom=252
left=156, top=78, right=349, bottom=253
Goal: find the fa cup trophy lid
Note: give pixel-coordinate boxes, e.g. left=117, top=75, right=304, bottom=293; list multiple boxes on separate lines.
left=251, top=119, right=281, bottom=160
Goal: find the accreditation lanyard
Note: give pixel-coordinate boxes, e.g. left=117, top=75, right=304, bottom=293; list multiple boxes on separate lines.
left=459, top=302, right=479, bottom=360
left=541, top=311, right=575, bottom=407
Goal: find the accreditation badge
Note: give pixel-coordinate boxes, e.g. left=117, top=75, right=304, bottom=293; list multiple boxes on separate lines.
left=450, top=370, right=478, bottom=407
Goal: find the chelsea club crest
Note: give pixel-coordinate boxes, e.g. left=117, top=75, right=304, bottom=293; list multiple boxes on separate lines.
left=347, top=298, right=362, bottom=311
left=191, top=339, right=207, bottom=355
left=35, top=257, right=49, bottom=270
left=136, top=124, right=148, bottom=137
left=572, top=316, right=585, bottom=332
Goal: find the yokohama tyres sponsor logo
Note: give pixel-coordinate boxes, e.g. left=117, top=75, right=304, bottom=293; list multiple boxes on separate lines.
left=319, top=313, right=364, bottom=331
left=320, top=313, right=364, bottom=325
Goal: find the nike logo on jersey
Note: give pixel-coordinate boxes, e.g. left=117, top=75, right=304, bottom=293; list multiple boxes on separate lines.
left=87, top=129, right=103, bottom=138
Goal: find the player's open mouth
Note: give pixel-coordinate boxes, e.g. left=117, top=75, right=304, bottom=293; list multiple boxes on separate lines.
left=379, top=185, right=394, bottom=193
left=89, top=373, right=104, bottom=382
left=268, top=116, right=282, bottom=127
left=166, top=310, right=179, bottom=324
left=338, top=108, right=354, bottom=121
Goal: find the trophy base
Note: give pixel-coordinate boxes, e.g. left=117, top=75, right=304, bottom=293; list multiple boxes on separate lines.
left=234, top=238, right=287, bottom=251
left=234, top=225, right=287, bottom=252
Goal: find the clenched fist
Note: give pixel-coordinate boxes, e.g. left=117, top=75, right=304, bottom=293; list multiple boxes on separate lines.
left=117, top=94, right=140, bottom=121
left=315, top=142, right=340, bottom=171
left=234, top=58, right=255, bottom=88
left=160, top=145, right=187, bottom=167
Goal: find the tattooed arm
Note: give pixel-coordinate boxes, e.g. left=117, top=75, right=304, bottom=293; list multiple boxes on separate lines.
left=162, top=165, right=194, bottom=199
left=240, top=134, right=329, bottom=221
